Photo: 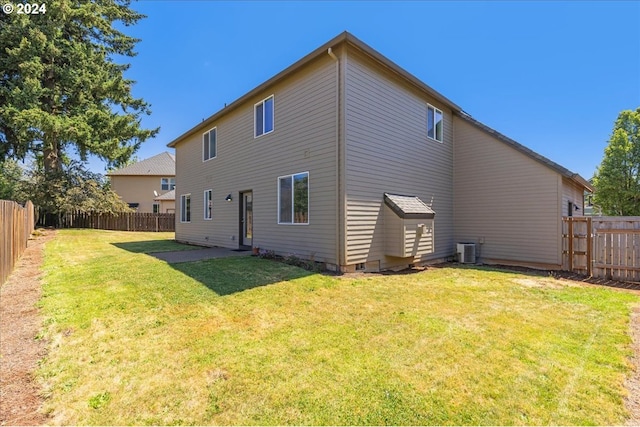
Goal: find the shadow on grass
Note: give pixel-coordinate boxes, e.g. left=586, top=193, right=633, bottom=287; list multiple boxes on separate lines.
left=170, top=257, right=314, bottom=296
left=113, top=240, right=315, bottom=295
left=112, top=240, right=201, bottom=254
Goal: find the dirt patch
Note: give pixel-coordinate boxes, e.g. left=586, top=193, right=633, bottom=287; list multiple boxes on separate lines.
left=0, top=229, right=55, bottom=426
left=511, top=277, right=565, bottom=289
left=626, top=304, right=640, bottom=425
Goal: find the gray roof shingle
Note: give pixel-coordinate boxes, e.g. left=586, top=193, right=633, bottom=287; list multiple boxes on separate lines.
left=108, top=152, right=175, bottom=176
left=384, top=193, right=435, bottom=219
left=154, top=189, right=175, bottom=201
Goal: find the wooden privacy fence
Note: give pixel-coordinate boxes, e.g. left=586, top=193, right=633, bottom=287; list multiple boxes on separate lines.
left=1, top=200, right=35, bottom=285
left=59, top=211, right=175, bottom=232
left=563, top=216, right=640, bottom=282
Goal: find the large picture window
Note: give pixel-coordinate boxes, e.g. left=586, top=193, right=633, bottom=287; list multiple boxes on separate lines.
left=278, top=172, right=309, bottom=224
left=427, top=104, right=443, bottom=142
left=255, top=95, right=274, bottom=137
left=180, top=194, right=191, bottom=223
left=203, top=128, right=217, bottom=161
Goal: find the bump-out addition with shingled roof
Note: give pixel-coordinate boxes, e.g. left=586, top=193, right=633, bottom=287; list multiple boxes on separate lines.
left=384, top=193, right=435, bottom=219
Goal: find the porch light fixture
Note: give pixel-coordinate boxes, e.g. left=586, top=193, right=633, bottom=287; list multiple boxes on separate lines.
left=225, top=194, right=233, bottom=202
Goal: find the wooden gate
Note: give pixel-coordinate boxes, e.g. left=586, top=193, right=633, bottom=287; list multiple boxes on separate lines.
left=563, top=217, right=640, bottom=282
left=562, top=217, right=592, bottom=276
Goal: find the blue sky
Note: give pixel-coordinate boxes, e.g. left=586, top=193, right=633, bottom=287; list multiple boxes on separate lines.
left=99, top=1, right=640, bottom=180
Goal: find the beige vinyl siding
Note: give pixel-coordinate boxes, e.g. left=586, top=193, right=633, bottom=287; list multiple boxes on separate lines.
left=453, top=116, right=561, bottom=267
left=383, top=206, right=434, bottom=258
left=110, top=175, right=172, bottom=213
left=175, top=55, right=338, bottom=262
left=562, top=177, right=585, bottom=216
left=158, top=199, right=175, bottom=213
left=344, top=49, right=454, bottom=268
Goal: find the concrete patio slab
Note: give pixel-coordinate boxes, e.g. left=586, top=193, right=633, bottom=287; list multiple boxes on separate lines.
left=149, top=247, right=251, bottom=263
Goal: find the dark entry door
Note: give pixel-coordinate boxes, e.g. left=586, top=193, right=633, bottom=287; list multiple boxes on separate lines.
left=240, top=191, right=253, bottom=248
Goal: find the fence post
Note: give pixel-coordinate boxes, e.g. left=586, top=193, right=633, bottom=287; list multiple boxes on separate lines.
left=587, top=216, right=592, bottom=277
left=568, top=218, right=574, bottom=272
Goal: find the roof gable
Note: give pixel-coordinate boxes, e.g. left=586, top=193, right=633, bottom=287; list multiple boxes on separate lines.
left=167, top=31, right=591, bottom=192
left=167, top=31, right=461, bottom=148
left=108, top=152, right=175, bottom=176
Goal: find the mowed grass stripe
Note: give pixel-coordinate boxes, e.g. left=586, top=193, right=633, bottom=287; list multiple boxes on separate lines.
left=38, top=229, right=638, bottom=425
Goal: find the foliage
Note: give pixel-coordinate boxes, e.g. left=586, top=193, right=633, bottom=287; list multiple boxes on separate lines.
left=0, top=0, right=158, bottom=211
left=593, top=108, right=640, bottom=215
left=39, top=230, right=638, bottom=425
left=18, top=159, right=131, bottom=214
left=0, top=158, right=24, bottom=200
left=258, top=249, right=324, bottom=272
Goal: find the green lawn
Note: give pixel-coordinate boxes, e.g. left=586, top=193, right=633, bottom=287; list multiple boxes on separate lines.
left=38, top=229, right=638, bottom=425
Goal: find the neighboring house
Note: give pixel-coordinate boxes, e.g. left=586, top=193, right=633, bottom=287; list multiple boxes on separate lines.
left=168, top=32, right=592, bottom=272
left=108, top=151, right=176, bottom=213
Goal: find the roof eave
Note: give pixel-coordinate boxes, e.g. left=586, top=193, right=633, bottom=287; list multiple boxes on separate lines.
left=168, top=31, right=463, bottom=148
left=168, top=32, right=351, bottom=148
left=455, top=112, right=594, bottom=192
left=342, top=32, right=462, bottom=113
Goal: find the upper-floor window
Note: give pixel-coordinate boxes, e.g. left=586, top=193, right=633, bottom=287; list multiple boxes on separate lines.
left=203, top=127, right=217, bottom=161
left=427, top=104, right=443, bottom=142
left=180, top=194, right=191, bottom=223
left=204, top=189, right=212, bottom=220
left=161, top=177, right=175, bottom=191
left=278, top=172, right=309, bottom=225
left=255, top=95, right=274, bottom=138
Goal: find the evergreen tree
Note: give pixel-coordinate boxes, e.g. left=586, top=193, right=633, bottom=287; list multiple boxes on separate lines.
left=593, top=108, right=640, bottom=215
left=0, top=0, right=157, bottom=178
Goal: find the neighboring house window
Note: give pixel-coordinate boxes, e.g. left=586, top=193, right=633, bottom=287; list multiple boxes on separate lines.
left=152, top=203, right=160, bottom=214
left=427, top=104, right=443, bottom=142
left=161, top=177, right=176, bottom=191
left=278, top=172, right=309, bottom=224
left=128, top=203, right=139, bottom=211
left=204, top=189, right=212, bottom=220
left=203, top=128, right=217, bottom=161
left=254, top=95, right=274, bottom=138
left=180, top=194, right=191, bottom=223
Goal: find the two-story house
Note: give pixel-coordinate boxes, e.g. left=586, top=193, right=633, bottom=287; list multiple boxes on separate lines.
left=108, top=151, right=176, bottom=213
left=168, top=32, right=591, bottom=272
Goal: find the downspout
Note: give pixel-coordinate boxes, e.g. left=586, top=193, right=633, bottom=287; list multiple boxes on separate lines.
left=328, top=47, right=341, bottom=270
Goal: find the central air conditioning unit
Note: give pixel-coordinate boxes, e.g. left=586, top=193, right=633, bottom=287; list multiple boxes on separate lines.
left=457, top=243, right=476, bottom=264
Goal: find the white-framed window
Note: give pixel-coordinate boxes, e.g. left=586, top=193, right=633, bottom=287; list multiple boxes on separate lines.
left=180, top=194, right=191, bottom=223
left=254, top=95, right=274, bottom=138
left=152, top=203, right=160, bottom=214
left=203, top=127, right=217, bottom=161
left=204, top=189, right=212, bottom=220
left=161, top=177, right=175, bottom=191
left=278, top=171, right=309, bottom=225
left=427, top=104, right=443, bottom=142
